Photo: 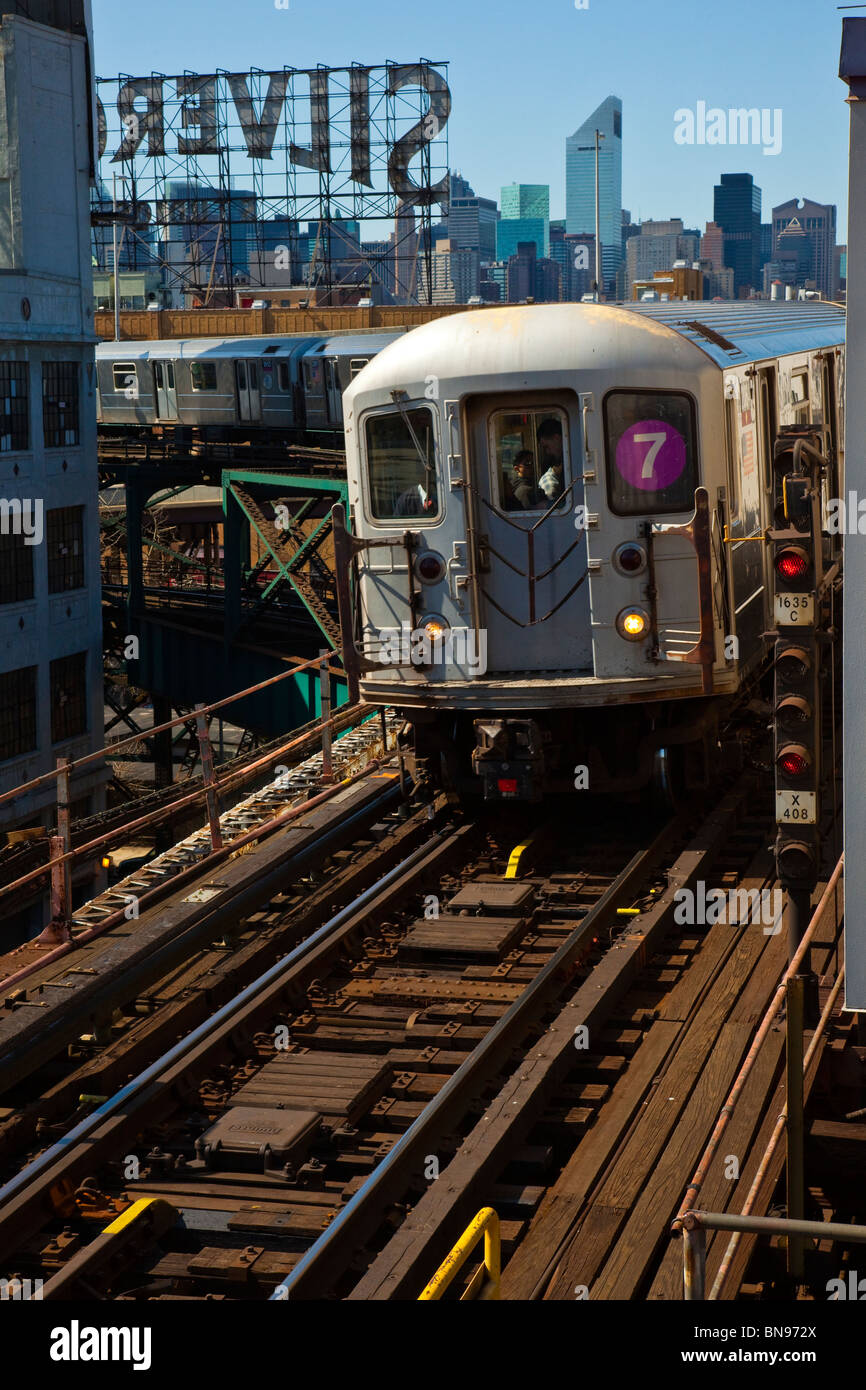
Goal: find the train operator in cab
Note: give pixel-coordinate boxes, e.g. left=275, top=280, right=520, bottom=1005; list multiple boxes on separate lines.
left=537, top=419, right=565, bottom=502
left=505, top=451, right=536, bottom=510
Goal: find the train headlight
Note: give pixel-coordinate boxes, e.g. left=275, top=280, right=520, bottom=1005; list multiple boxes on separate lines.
left=419, top=614, right=450, bottom=643
left=415, top=551, right=447, bottom=585
left=612, top=542, right=647, bottom=577
left=616, top=607, right=650, bottom=642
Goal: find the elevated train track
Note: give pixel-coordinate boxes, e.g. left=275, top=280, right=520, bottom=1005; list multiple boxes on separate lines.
left=0, top=730, right=852, bottom=1302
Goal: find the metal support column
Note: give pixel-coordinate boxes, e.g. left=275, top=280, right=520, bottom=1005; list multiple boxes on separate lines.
left=195, top=704, right=223, bottom=851
left=840, top=19, right=866, bottom=1012
left=785, top=974, right=806, bottom=1280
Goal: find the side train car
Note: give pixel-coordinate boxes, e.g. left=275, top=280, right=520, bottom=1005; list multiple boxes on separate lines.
left=340, top=301, right=845, bottom=799
left=95, top=330, right=407, bottom=443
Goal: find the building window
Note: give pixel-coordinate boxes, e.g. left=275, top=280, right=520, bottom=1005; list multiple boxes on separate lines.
left=42, top=361, right=80, bottom=447
left=0, top=362, right=29, bottom=451
left=47, top=506, right=85, bottom=592
left=0, top=665, right=37, bottom=760
left=189, top=361, right=217, bottom=391
left=0, top=529, right=35, bottom=604
left=50, top=652, right=87, bottom=743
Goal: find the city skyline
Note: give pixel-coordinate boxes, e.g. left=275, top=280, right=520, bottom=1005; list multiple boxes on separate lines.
left=91, top=0, right=850, bottom=235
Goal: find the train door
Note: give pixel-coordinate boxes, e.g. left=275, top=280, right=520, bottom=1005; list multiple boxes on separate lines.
left=465, top=392, right=592, bottom=673
left=152, top=360, right=178, bottom=421
left=236, top=360, right=262, bottom=422
left=725, top=376, right=765, bottom=665
left=325, top=359, right=343, bottom=426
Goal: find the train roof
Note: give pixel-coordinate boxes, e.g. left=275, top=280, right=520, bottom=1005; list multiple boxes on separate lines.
left=622, top=300, right=845, bottom=367
left=301, top=331, right=408, bottom=356
left=95, top=336, right=318, bottom=361
left=345, top=301, right=846, bottom=403
left=95, top=329, right=407, bottom=362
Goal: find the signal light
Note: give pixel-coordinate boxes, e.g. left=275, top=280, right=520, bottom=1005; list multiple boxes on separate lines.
left=774, top=546, right=809, bottom=582
left=497, top=778, right=518, bottom=796
left=775, top=646, right=811, bottom=682
left=776, top=743, right=812, bottom=778
left=775, top=695, right=811, bottom=731
left=776, top=839, right=817, bottom=882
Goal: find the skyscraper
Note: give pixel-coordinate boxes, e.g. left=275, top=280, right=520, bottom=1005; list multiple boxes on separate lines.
left=446, top=172, right=498, bottom=293
left=501, top=184, right=550, bottom=222
left=772, top=199, right=837, bottom=299
left=566, top=95, right=623, bottom=293
left=713, top=174, right=761, bottom=297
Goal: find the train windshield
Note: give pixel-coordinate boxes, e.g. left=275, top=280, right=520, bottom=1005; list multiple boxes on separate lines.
left=489, top=407, right=570, bottom=513
left=364, top=406, right=439, bottom=520
left=603, top=390, right=698, bottom=516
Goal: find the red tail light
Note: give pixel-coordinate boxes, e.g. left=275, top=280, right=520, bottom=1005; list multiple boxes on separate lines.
left=497, top=778, right=518, bottom=796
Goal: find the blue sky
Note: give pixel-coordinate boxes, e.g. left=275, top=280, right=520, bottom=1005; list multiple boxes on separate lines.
left=91, top=0, right=853, bottom=236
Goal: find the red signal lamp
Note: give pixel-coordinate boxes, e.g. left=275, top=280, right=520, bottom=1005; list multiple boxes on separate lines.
left=774, top=546, right=809, bottom=583
left=776, top=743, right=812, bottom=778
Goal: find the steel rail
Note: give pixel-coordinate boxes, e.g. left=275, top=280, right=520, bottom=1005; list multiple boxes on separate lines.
left=0, top=648, right=337, bottom=812
left=0, top=821, right=458, bottom=1255
left=0, top=703, right=380, bottom=903
left=0, top=760, right=393, bottom=994
left=272, top=833, right=670, bottom=1301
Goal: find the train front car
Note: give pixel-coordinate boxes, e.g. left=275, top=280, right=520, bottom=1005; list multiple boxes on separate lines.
left=340, top=302, right=845, bottom=801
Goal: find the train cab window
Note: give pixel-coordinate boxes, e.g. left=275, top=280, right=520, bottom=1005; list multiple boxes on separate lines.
left=490, top=408, right=570, bottom=513
left=603, top=390, right=697, bottom=516
left=189, top=362, right=217, bottom=391
left=277, top=362, right=290, bottom=391
left=365, top=406, right=439, bottom=521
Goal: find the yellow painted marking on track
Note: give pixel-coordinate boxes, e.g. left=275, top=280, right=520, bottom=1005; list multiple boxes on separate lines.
left=505, top=838, right=535, bottom=880
left=101, top=1198, right=157, bottom=1236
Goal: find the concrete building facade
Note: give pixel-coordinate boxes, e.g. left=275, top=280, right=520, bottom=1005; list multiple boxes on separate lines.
left=0, top=4, right=106, bottom=858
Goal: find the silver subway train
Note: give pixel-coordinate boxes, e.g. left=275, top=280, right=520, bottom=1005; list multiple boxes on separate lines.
left=339, top=302, right=845, bottom=799
left=95, top=330, right=407, bottom=442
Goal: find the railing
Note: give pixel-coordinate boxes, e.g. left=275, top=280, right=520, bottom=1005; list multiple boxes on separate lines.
left=672, top=857, right=846, bottom=1297
left=417, top=1208, right=501, bottom=1301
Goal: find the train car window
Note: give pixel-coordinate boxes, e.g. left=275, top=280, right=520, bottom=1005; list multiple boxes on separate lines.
left=237, top=362, right=247, bottom=390
left=111, top=362, right=136, bottom=392
left=350, top=358, right=369, bottom=379
left=365, top=407, right=439, bottom=521
left=603, top=390, right=697, bottom=516
left=489, top=408, right=570, bottom=513
left=165, top=362, right=175, bottom=389
left=189, top=362, right=217, bottom=391
left=725, top=397, right=741, bottom=521
left=791, top=371, right=810, bottom=424
left=249, top=363, right=258, bottom=390
left=278, top=363, right=290, bottom=391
